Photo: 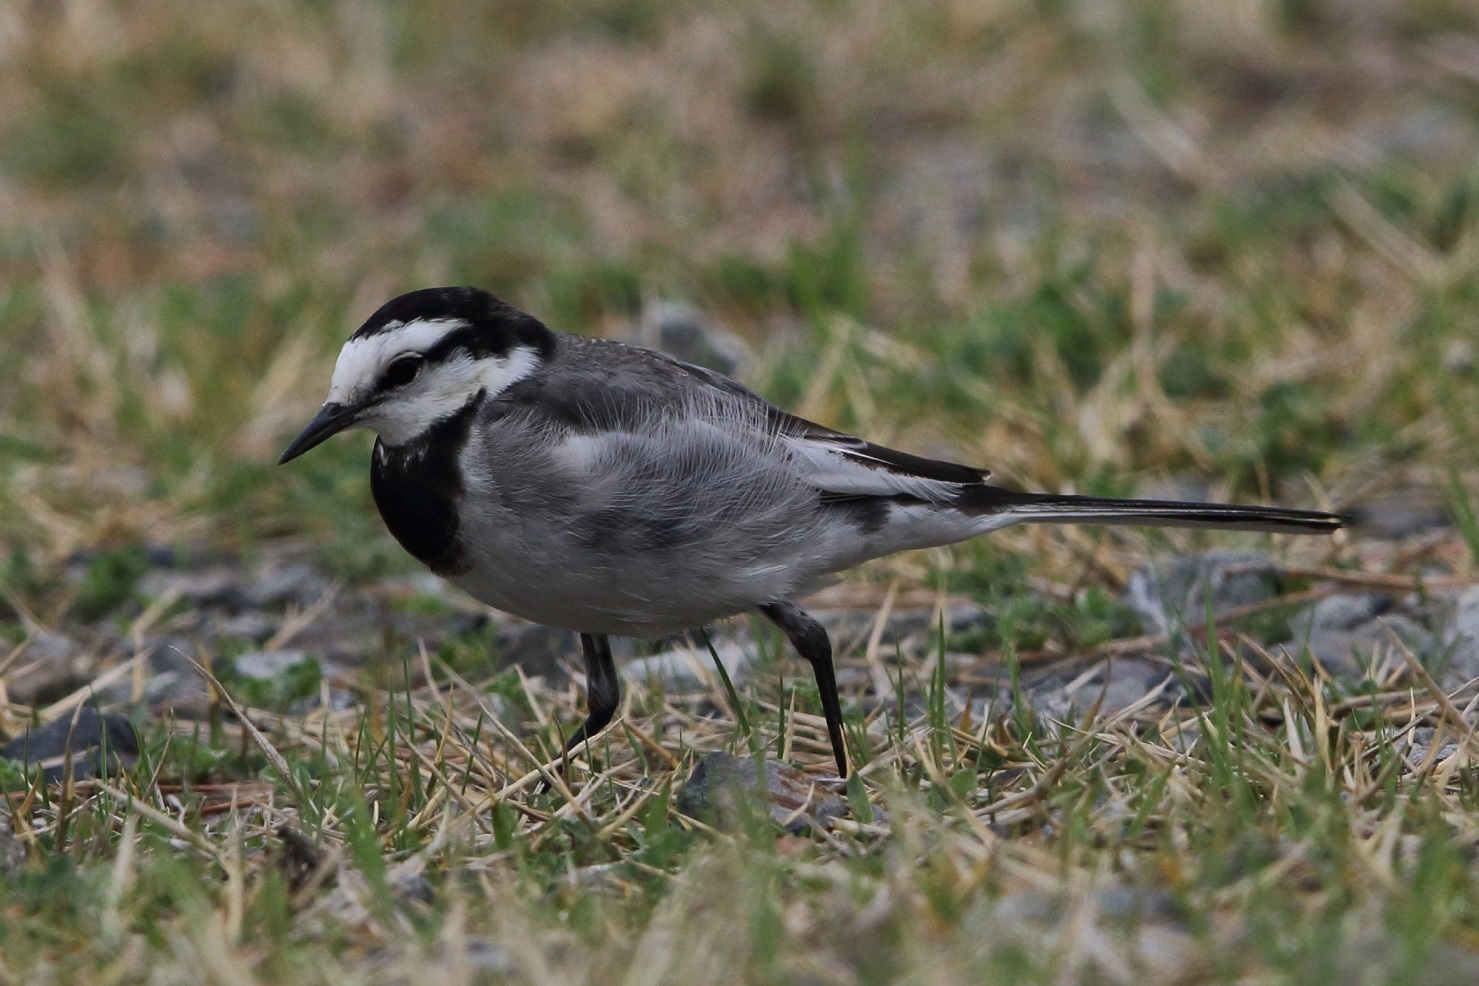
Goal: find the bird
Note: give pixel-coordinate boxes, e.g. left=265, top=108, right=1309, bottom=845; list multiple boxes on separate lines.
left=279, top=286, right=1345, bottom=779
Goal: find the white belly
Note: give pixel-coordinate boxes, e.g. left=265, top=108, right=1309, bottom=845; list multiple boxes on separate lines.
left=444, top=499, right=849, bottom=637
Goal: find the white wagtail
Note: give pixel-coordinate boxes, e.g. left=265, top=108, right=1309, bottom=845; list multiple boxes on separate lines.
left=280, top=286, right=1344, bottom=777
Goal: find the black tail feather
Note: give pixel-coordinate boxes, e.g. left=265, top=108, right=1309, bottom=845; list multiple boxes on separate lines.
left=959, top=486, right=1345, bottom=535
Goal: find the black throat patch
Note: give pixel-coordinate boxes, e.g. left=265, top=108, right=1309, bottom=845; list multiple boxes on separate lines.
left=369, top=398, right=480, bottom=576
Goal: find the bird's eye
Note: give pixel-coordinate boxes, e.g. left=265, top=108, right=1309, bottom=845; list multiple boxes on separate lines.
left=380, top=355, right=424, bottom=389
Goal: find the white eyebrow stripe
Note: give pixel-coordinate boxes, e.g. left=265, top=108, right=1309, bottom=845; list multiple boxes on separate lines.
left=327, top=317, right=470, bottom=403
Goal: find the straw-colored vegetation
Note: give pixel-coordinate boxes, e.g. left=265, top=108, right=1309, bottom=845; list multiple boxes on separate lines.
left=1, top=1, right=1478, bottom=982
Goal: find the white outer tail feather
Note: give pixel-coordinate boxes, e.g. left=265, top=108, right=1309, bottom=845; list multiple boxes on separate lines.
left=986, top=494, right=1344, bottom=535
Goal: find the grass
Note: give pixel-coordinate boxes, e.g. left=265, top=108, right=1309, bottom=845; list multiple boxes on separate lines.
left=0, top=0, right=1478, bottom=981
left=7, top=628, right=1478, bottom=983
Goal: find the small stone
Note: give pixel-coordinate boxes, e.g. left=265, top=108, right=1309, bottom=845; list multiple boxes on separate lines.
left=3, top=632, right=86, bottom=706
left=95, top=636, right=216, bottom=714
left=1346, top=489, right=1450, bottom=540
left=364, top=938, right=516, bottom=983
left=1444, top=338, right=1474, bottom=374
left=28, top=632, right=79, bottom=665
left=676, top=753, right=846, bottom=834
left=233, top=649, right=312, bottom=680
left=1290, top=593, right=1391, bottom=637
left=493, top=623, right=582, bottom=680
left=139, top=567, right=253, bottom=612
left=1440, top=586, right=1479, bottom=687
left=216, top=611, right=277, bottom=644
left=1, top=708, right=139, bottom=782
left=896, top=603, right=995, bottom=652
left=390, top=870, right=436, bottom=906
left=1282, top=592, right=1435, bottom=681
left=274, top=604, right=382, bottom=665
left=1408, top=727, right=1461, bottom=768
left=871, top=683, right=971, bottom=731
left=1062, top=657, right=1171, bottom=719
left=1095, top=883, right=1182, bottom=923
left=968, top=692, right=1015, bottom=725
left=1350, top=102, right=1477, bottom=165
left=626, top=638, right=755, bottom=692
left=0, top=807, right=27, bottom=874
left=251, top=561, right=331, bottom=609
left=140, top=635, right=203, bottom=674
left=1123, top=550, right=1280, bottom=636
left=638, top=301, right=752, bottom=376
left=1027, top=681, right=1074, bottom=727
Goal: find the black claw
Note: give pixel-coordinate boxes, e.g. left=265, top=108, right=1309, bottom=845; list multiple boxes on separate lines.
left=760, top=601, right=849, bottom=777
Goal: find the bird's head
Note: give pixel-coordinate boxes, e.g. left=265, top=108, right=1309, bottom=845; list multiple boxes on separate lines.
left=278, top=287, right=554, bottom=463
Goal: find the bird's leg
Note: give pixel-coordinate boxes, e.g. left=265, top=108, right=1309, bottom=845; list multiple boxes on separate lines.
left=561, top=632, right=621, bottom=762
left=760, top=601, right=848, bottom=777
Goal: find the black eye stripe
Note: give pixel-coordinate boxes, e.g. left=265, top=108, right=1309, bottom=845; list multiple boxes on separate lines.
left=422, top=324, right=508, bottom=363
left=369, top=318, right=544, bottom=394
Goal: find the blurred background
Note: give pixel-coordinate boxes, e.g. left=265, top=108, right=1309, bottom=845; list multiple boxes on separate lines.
left=1, top=0, right=1476, bottom=571
left=4, top=6, right=1479, bottom=979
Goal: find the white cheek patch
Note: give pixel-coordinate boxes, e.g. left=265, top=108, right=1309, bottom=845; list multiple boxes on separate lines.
left=473, top=343, right=540, bottom=400
left=368, top=344, right=542, bottom=447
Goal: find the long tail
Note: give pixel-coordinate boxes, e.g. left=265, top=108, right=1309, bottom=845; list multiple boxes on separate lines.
left=962, top=487, right=1345, bottom=535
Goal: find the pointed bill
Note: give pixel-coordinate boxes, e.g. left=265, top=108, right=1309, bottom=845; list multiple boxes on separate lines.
left=278, top=402, right=355, bottom=463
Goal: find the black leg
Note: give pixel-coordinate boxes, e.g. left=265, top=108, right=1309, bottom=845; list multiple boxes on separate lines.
left=561, top=632, right=621, bottom=760
left=760, top=601, right=848, bottom=777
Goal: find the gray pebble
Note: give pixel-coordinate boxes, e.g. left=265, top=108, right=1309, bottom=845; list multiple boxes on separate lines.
left=1123, top=551, right=1279, bottom=637
left=1348, top=102, right=1477, bottom=165
left=1345, top=489, right=1450, bottom=540
left=233, top=649, right=313, bottom=680
left=0, top=807, right=26, bottom=874
left=676, top=752, right=846, bottom=833
left=809, top=602, right=988, bottom=652
left=103, top=635, right=214, bottom=713
left=493, top=623, right=582, bottom=680
left=1059, top=657, right=1171, bottom=719
left=1281, top=592, right=1435, bottom=682
left=4, top=633, right=86, bottom=706
left=1095, top=883, right=1183, bottom=923
left=638, top=300, right=752, bottom=376
left=139, top=567, right=254, bottom=612
left=216, top=611, right=278, bottom=644
left=871, top=681, right=971, bottom=730
left=626, top=637, right=756, bottom=692
left=1289, top=593, right=1391, bottom=637
left=1407, top=728, right=1461, bottom=768
left=1439, top=585, right=1479, bottom=687
left=250, top=561, right=331, bottom=609
left=1, top=708, right=139, bottom=781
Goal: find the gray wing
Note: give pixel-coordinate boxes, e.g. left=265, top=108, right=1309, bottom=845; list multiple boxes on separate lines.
left=493, top=336, right=992, bottom=505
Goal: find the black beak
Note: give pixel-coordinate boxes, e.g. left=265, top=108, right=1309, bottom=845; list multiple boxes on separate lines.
left=278, top=402, right=356, bottom=464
